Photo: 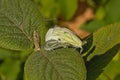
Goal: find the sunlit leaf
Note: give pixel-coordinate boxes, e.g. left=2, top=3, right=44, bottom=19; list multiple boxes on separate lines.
left=83, top=23, right=120, bottom=80
left=105, top=0, right=120, bottom=23
left=85, top=23, right=120, bottom=60
left=81, top=20, right=105, bottom=32
left=58, top=0, right=77, bottom=20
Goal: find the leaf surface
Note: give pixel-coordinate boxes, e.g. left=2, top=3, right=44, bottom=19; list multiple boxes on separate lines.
left=0, top=0, right=45, bottom=50
left=58, top=0, right=77, bottom=20
left=25, top=48, right=86, bottom=80
left=85, top=23, right=120, bottom=60
left=0, top=58, right=21, bottom=80
left=83, top=23, right=120, bottom=80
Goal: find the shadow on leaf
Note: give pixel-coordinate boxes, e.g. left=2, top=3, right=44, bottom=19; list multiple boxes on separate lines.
left=82, top=33, right=93, bottom=54
left=86, top=43, right=120, bottom=80
left=114, top=74, right=120, bottom=80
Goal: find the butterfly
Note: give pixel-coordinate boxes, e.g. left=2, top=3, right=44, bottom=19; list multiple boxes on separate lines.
left=44, top=25, right=86, bottom=53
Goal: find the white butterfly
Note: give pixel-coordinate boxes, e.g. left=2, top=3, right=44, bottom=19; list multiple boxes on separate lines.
left=44, top=25, right=86, bottom=53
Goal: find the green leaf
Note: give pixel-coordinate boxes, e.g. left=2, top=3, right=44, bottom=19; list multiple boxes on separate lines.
left=96, top=7, right=105, bottom=20
left=81, top=20, right=105, bottom=32
left=0, top=48, right=22, bottom=60
left=86, top=44, right=120, bottom=80
left=0, top=58, right=21, bottom=80
left=97, top=50, right=120, bottom=80
left=105, top=0, right=120, bottom=23
left=0, top=72, right=6, bottom=80
left=85, top=23, right=120, bottom=60
left=83, top=23, right=120, bottom=80
left=0, top=0, right=45, bottom=50
left=37, top=0, right=59, bottom=18
left=25, top=48, right=86, bottom=80
left=97, top=51, right=120, bottom=80
left=114, top=74, right=120, bottom=80
left=58, top=0, right=77, bottom=20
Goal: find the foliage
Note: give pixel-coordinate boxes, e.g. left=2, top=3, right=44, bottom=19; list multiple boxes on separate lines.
left=33, top=0, right=78, bottom=20
left=25, top=48, right=86, bottom=80
left=0, top=0, right=120, bottom=80
left=97, top=52, right=120, bottom=80
left=82, top=0, right=120, bottom=32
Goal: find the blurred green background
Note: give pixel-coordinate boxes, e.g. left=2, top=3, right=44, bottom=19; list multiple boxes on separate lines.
left=0, top=0, right=120, bottom=80
left=33, top=0, right=120, bottom=31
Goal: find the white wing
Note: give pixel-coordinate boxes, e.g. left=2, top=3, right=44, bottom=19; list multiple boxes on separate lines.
left=45, top=28, right=60, bottom=41
left=44, top=25, right=85, bottom=52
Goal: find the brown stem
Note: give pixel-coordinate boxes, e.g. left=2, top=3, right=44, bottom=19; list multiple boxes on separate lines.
left=33, top=31, right=40, bottom=51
